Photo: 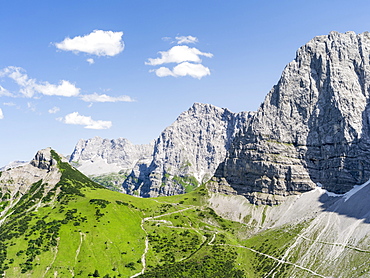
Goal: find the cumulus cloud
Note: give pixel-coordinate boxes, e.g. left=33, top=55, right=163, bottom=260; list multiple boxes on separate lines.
left=35, top=80, right=80, bottom=97
left=0, top=108, right=3, bottom=119
left=146, top=37, right=213, bottom=79
left=48, top=106, right=60, bottom=114
left=58, top=112, right=112, bottom=129
left=80, top=93, right=134, bottom=103
left=152, top=62, right=211, bottom=79
left=55, top=30, right=124, bottom=57
left=175, top=35, right=198, bottom=44
left=145, top=45, right=213, bottom=66
left=0, top=67, right=80, bottom=98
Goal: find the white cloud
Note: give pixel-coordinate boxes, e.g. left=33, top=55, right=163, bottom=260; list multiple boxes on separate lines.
left=152, top=62, right=211, bottom=79
left=0, top=85, right=13, bottom=97
left=0, top=108, right=3, bottom=119
left=152, top=67, right=175, bottom=77
left=0, top=67, right=80, bottom=98
left=48, top=106, right=60, bottom=114
left=35, top=80, right=80, bottom=97
left=87, top=58, right=95, bottom=64
left=80, top=93, right=134, bottom=103
left=176, top=36, right=198, bottom=44
left=145, top=45, right=213, bottom=66
left=55, top=30, right=124, bottom=57
left=3, top=102, right=15, bottom=106
left=59, top=112, right=112, bottom=129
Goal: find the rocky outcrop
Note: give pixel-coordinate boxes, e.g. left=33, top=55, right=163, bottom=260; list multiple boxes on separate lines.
left=215, top=31, right=370, bottom=202
left=123, top=103, right=253, bottom=197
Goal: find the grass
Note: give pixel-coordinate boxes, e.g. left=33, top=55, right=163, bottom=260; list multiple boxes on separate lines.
left=0, top=159, right=314, bottom=278
left=3, top=149, right=369, bottom=277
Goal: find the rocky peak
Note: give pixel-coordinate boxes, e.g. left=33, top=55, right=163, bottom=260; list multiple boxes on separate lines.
left=215, top=31, right=370, bottom=203
left=0, top=148, right=62, bottom=198
left=30, top=147, right=58, bottom=171
left=123, top=102, right=253, bottom=197
left=67, top=32, right=370, bottom=201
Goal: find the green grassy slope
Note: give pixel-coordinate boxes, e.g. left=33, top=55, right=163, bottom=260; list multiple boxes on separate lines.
left=0, top=150, right=350, bottom=278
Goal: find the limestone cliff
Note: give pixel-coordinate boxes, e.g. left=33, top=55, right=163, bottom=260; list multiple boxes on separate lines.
left=215, top=31, right=370, bottom=203
left=122, top=103, right=252, bottom=197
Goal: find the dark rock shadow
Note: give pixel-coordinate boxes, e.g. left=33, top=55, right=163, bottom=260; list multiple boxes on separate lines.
left=305, top=55, right=370, bottom=222
left=318, top=183, right=370, bottom=224
left=304, top=57, right=365, bottom=194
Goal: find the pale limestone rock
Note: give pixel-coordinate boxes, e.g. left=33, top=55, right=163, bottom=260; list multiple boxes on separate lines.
left=70, top=103, right=252, bottom=197
left=122, top=103, right=253, bottom=197
left=215, top=31, right=370, bottom=200
left=69, top=137, right=154, bottom=176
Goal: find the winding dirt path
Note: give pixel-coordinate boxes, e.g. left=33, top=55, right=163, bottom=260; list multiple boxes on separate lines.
left=130, top=206, right=196, bottom=277
left=132, top=204, right=327, bottom=278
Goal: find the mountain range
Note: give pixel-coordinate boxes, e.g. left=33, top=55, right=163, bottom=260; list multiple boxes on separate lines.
left=1, top=31, right=370, bottom=277
left=71, top=31, right=370, bottom=202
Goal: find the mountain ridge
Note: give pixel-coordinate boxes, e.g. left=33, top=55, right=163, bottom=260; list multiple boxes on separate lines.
left=70, top=102, right=253, bottom=197
left=69, top=31, right=370, bottom=202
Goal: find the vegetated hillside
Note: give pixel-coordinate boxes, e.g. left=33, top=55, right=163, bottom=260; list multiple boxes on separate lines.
left=0, top=149, right=369, bottom=277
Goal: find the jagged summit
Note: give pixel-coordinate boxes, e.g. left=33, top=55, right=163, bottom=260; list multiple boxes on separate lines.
left=0, top=148, right=63, bottom=197
left=30, top=147, right=58, bottom=171
left=215, top=30, right=370, bottom=203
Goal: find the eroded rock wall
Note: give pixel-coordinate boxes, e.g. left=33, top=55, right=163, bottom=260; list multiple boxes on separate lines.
left=215, top=31, right=370, bottom=201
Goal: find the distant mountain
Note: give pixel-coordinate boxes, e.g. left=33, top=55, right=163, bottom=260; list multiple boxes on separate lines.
left=69, top=136, right=154, bottom=177
left=0, top=160, right=28, bottom=171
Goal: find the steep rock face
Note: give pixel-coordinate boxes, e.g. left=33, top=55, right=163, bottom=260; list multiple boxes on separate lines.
left=69, top=137, right=154, bottom=176
left=123, top=103, right=253, bottom=197
left=215, top=31, right=370, bottom=201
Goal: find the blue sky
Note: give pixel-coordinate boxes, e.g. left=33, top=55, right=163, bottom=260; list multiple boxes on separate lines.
left=1, top=0, right=370, bottom=166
